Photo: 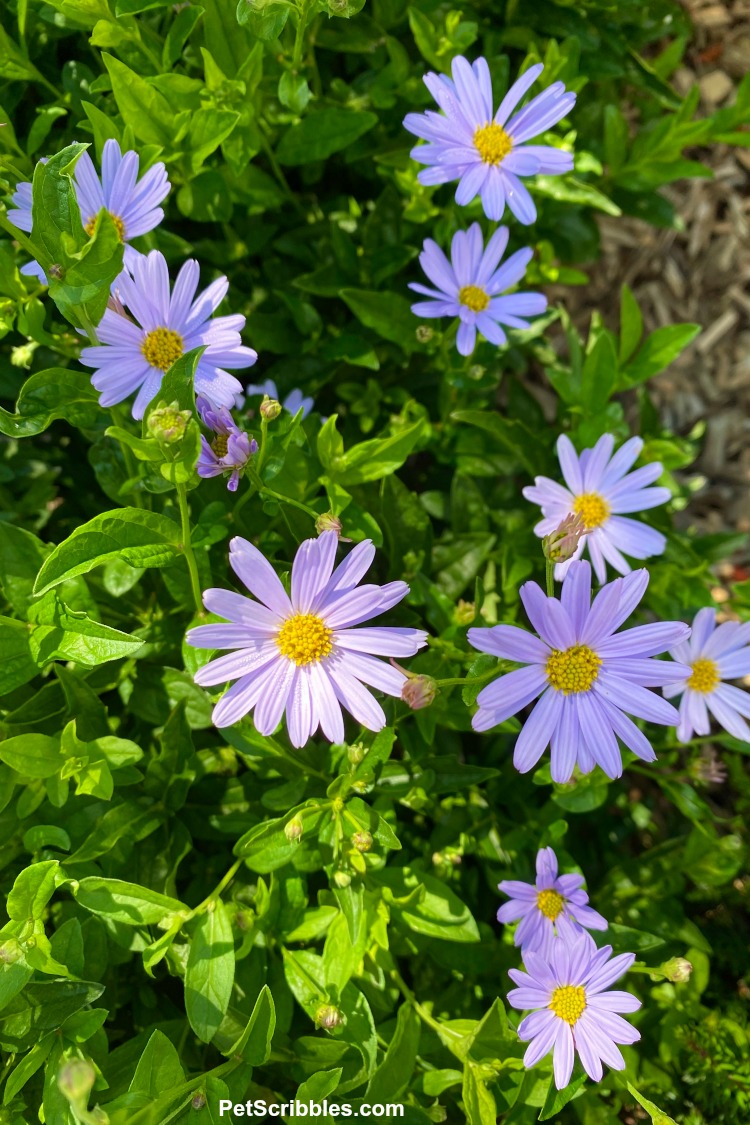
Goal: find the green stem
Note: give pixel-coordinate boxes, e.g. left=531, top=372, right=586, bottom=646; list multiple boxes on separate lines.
left=176, top=483, right=204, bottom=615
left=436, top=665, right=505, bottom=689
left=109, top=403, right=145, bottom=509
left=545, top=558, right=555, bottom=598
left=292, top=0, right=312, bottom=69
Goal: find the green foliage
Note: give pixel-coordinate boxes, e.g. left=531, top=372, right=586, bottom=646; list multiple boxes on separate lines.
left=0, top=0, right=748, bottom=1121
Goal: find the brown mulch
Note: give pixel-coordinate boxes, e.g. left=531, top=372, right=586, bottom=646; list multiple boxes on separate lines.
left=553, top=0, right=750, bottom=547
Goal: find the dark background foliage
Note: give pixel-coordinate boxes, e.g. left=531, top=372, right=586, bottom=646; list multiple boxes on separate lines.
left=0, top=0, right=749, bottom=1121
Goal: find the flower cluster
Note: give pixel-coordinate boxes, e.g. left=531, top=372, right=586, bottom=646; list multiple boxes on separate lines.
left=501, top=847, right=641, bottom=1088
left=405, top=57, right=575, bottom=354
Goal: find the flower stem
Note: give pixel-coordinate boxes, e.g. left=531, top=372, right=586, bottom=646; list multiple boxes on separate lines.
left=176, top=482, right=204, bottom=614
left=545, top=558, right=555, bottom=598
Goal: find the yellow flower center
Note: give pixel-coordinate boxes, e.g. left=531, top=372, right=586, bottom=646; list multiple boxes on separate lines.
left=546, top=645, right=602, bottom=694
left=277, top=613, right=333, bottom=666
left=573, top=492, right=610, bottom=530
left=458, top=285, right=490, bottom=313
left=687, top=657, right=719, bottom=695
left=211, top=434, right=229, bottom=459
left=141, top=327, right=184, bottom=372
left=537, top=888, right=565, bottom=921
left=473, top=122, right=513, bottom=165
left=550, top=984, right=586, bottom=1026
left=84, top=211, right=126, bottom=240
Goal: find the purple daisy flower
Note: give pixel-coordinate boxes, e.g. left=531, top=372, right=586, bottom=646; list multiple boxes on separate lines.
left=523, top=434, right=671, bottom=585
left=242, top=378, right=314, bottom=418
left=196, top=395, right=258, bottom=493
left=508, top=930, right=641, bottom=1089
left=186, top=532, right=428, bottom=744
left=468, top=560, right=691, bottom=781
left=663, top=607, right=750, bottom=743
left=80, top=250, right=257, bottom=420
left=8, top=142, right=169, bottom=282
left=403, top=58, right=575, bottom=224
left=410, top=224, right=546, bottom=356
left=497, top=846, right=607, bottom=959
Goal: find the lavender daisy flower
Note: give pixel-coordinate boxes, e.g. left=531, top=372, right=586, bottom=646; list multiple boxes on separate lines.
left=403, top=58, right=575, bottom=224
left=523, top=434, right=671, bottom=584
left=468, top=560, right=691, bottom=782
left=242, top=378, right=314, bottom=418
left=8, top=142, right=169, bottom=282
left=80, top=250, right=257, bottom=420
left=410, top=224, right=546, bottom=356
left=186, top=532, right=428, bottom=744
left=508, top=931, right=641, bottom=1089
left=196, top=395, right=258, bottom=492
left=663, top=607, right=750, bottom=742
left=497, top=846, right=607, bottom=959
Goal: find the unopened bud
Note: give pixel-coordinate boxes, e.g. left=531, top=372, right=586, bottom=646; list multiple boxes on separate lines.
left=0, top=939, right=22, bottom=963
left=662, top=956, right=692, bottom=983
left=48, top=263, right=64, bottom=280
left=328, top=0, right=349, bottom=13
left=192, top=1093, right=207, bottom=1109
left=454, top=599, right=475, bottom=625
left=333, top=870, right=351, bottom=888
left=467, top=364, right=485, bottom=381
left=284, top=815, right=304, bottom=842
left=147, top=401, right=191, bottom=444
left=316, top=1004, right=343, bottom=1029
left=352, top=831, right=373, bottom=853
left=58, top=1059, right=96, bottom=1103
left=348, top=742, right=365, bottom=765
left=542, top=512, right=586, bottom=564
left=316, top=512, right=343, bottom=537
left=401, top=674, right=437, bottom=711
left=260, top=396, right=281, bottom=421
left=416, top=325, right=433, bottom=343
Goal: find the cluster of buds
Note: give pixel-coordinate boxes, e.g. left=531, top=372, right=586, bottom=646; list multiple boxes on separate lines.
left=542, top=511, right=586, bottom=564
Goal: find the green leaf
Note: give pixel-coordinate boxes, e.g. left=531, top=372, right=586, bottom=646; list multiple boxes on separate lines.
left=0, top=368, right=100, bottom=438
left=34, top=508, right=183, bottom=595
left=580, top=330, right=618, bottom=412
left=66, top=800, right=162, bottom=863
left=26, top=592, right=144, bottom=667
left=462, top=1062, right=497, bottom=1125
left=539, top=1072, right=587, bottom=1119
left=372, top=868, right=480, bottom=943
left=30, top=142, right=88, bottom=269
left=328, top=420, right=427, bottom=486
left=340, top=289, right=417, bottom=352
left=228, top=984, right=276, bottom=1064
left=72, top=877, right=187, bottom=925
left=276, top=109, right=378, bottom=166
left=0, top=734, right=64, bottom=778
left=0, top=618, right=38, bottom=697
left=129, top=1029, right=185, bottom=1097
left=102, top=53, right=176, bottom=147
left=619, top=323, right=701, bottom=388
left=0, top=524, right=49, bottom=614
left=366, top=1001, right=419, bottom=1102
left=185, top=900, right=235, bottom=1043
left=450, top=410, right=537, bottom=474
left=233, top=809, right=324, bottom=872
left=7, top=861, right=60, bottom=921
left=618, top=283, right=643, bottom=365
left=3, top=1032, right=55, bottom=1105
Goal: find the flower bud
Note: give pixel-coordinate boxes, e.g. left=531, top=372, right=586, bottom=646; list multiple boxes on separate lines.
left=352, top=831, right=373, bottom=853
left=401, top=674, right=437, bottom=711
left=284, top=815, right=304, bottom=842
left=416, top=325, right=433, bottom=343
left=11, top=342, right=37, bottom=369
left=542, top=512, right=586, bottom=564
left=192, top=1093, right=207, bottom=1109
left=316, top=512, right=343, bottom=537
left=48, top=263, right=64, bottom=281
left=316, top=1004, right=343, bottom=1029
left=58, top=1059, right=96, bottom=1103
left=348, top=742, right=365, bottom=765
left=147, top=401, right=192, bottom=444
left=260, top=396, right=282, bottom=421
left=0, top=939, right=22, bottom=963
left=453, top=599, right=475, bottom=625
left=661, top=956, right=692, bottom=983
left=333, top=870, right=351, bottom=888
left=467, top=364, right=485, bottom=381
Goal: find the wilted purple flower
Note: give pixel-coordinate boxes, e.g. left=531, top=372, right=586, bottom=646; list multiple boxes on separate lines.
left=196, top=395, right=258, bottom=492
left=543, top=512, right=586, bottom=565
left=403, top=58, right=575, bottom=224
left=497, top=846, right=607, bottom=959
left=468, top=560, right=691, bottom=781
left=664, top=607, right=750, bottom=742
left=8, top=142, right=169, bottom=281
left=508, top=931, right=640, bottom=1089
left=80, top=250, right=257, bottom=419
left=186, top=532, right=428, bottom=744
left=410, top=224, right=546, bottom=356
left=243, top=378, right=314, bottom=418
left=523, top=434, right=670, bottom=584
